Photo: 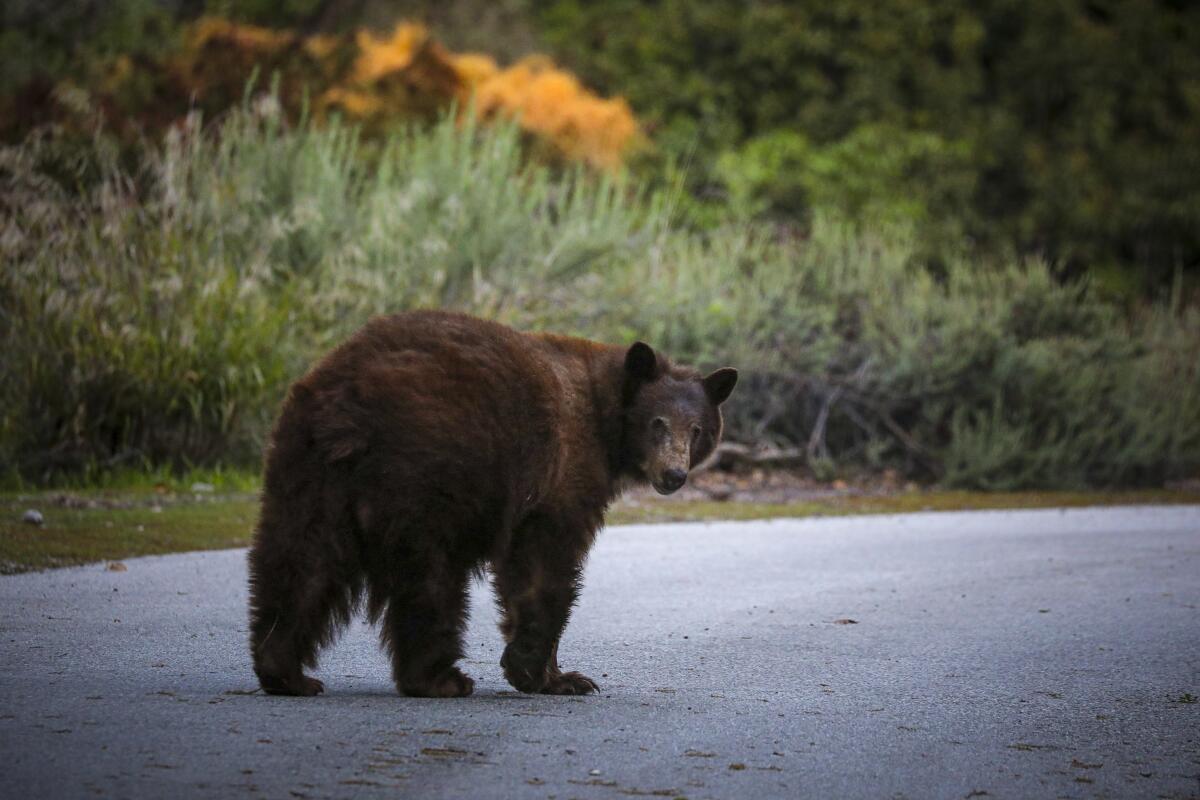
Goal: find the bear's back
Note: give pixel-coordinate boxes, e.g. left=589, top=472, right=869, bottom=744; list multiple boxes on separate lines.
left=264, top=311, right=589, bottom=548
left=312, top=310, right=560, bottom=458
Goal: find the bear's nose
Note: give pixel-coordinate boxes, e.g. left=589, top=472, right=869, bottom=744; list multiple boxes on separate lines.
left=662, top=468, right=687, bottom=492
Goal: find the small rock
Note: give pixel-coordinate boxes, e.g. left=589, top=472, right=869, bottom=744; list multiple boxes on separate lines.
left=589, top=769, right=601, bottom=776
left=190, top=482, right=215, bottom=493
left=107, top=562, right=128, bottom=572
left=22, top=509, right=44, bottom=526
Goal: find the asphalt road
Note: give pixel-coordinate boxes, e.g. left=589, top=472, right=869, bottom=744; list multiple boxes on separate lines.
left=1, top=506, right=1198, bottom=800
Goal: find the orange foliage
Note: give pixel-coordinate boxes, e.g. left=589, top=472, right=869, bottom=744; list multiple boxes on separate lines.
left=178, top=19, right=639, bottom=170
left=188, top=17, right=294, bottom=52
left=451, top=53, right=500, bottom=86
left=351, top=23, right=427, bottom=83
left=470, top=56, right=639, bottom=170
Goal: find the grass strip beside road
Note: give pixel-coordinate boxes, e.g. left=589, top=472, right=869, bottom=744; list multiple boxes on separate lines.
left=1, top=489, right=1196, bottom=574
left=1, top=499, right=258, bottom=574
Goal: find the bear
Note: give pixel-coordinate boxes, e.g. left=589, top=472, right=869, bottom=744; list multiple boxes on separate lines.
left=247, top=310, right=737, bottom=698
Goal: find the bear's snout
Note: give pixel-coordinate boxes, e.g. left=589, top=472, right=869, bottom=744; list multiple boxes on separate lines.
left=655, top=467, right=687, bottom=495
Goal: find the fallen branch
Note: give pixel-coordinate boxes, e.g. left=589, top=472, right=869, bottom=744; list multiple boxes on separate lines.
left=699, top=442, right=807, bottom=472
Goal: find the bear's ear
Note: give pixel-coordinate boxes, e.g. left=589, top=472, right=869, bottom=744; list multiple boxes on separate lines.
left=624, top=342, right=658, bottom=382
left=702, top=368, right=738, bottom=405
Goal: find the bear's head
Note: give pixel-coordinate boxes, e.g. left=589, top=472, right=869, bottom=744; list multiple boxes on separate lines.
left=621, top=341, right=737, bottom=495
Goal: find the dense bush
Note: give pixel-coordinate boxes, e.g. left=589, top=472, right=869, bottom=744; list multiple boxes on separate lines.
left=2, top=14, right=639, bottom=171
left=575, top=225, right=1200, bottom=489
left=5, top=1, right=1198, bottom=289
left=3, top=106, right=1197, bottom=488
left=0, top=105, right=652, bottom=481
left=536, top=0, right=1200, bottom=290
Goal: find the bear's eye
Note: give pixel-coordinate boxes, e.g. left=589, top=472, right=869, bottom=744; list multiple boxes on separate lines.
left=651, top=417, right=669, bottom=436
left=690, top=424, right=702, bottom=444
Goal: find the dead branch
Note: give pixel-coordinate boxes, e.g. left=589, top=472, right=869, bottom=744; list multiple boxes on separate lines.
left=698, top=441, right=807, bottom=472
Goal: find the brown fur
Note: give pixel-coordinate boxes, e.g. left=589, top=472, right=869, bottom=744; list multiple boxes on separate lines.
left=247, top=310, right=736, bottom=697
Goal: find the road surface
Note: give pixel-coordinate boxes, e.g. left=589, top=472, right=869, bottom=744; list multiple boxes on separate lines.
left=2, top=507, right=1198, bottom=799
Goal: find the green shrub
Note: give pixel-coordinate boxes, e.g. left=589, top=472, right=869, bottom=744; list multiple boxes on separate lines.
left=537, top=0, right=1200, bottom=289
left=551, top=220, right=1200, bottom=489
left=0, top=123, right=296, bottom=479
left=3, top=101, right=1197, bottom=488
left=0, top=102, right=654, bottom=482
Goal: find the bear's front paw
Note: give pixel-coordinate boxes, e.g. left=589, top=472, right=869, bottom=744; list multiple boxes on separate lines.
left=400, top=666, right=475, bottom=698
left=541, top=670, right=599, bottom=695
left=501, top=642, right=550, bottom=693
left=258, top=671, right=325, bottom=697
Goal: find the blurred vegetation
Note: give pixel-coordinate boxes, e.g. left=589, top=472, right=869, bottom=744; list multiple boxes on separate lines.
left=4, top=1, right=1198, bottom=288
left=2, top=1, right=1198, bottom=489
left=2, top=105, right=1197, bottom=488
left=0, top=12, right=637, bottom=170
left=534, top=0, right=1200, bottom=294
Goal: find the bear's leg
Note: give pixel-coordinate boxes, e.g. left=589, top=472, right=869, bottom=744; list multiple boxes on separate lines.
left=493, top=519, right=599, bottom=695
left=248, top=544, right=357, bottom=697
left=378, top=558, right=474, bottom=698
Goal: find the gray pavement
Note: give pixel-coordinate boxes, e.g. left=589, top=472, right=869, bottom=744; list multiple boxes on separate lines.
left=1, top=506, right=1198, bottom=800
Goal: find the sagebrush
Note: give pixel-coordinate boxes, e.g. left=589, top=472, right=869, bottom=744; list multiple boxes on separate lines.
left=2, top=105, right=1197, bottom=488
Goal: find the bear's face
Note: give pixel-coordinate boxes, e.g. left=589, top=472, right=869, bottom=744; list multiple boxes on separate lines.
left=622, top=342, right=737, bottom=495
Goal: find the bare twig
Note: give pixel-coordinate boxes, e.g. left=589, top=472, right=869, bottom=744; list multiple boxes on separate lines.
left=805, top=383, right=845, bottom=464
left=876, top=410, right=940, bottom=475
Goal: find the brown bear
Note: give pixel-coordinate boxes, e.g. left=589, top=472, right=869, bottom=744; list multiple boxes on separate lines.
left=247, top=310, right=737, bottom=698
